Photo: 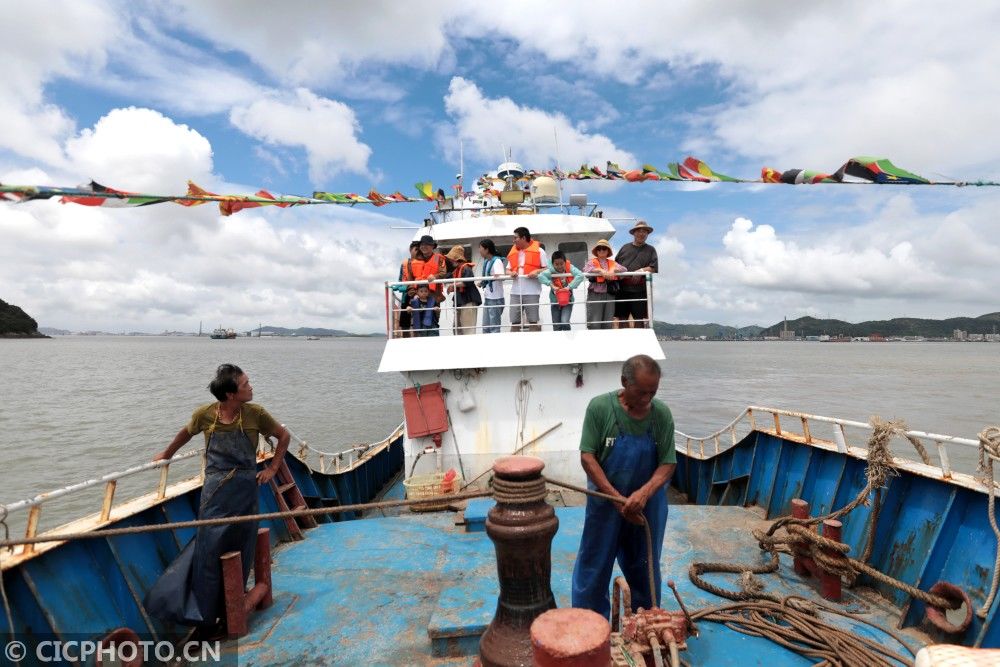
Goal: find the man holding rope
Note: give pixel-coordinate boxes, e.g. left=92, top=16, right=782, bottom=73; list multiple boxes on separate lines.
left=144, top=364, right=290, bottom=634
left=572, top=354, right=676, bottom=617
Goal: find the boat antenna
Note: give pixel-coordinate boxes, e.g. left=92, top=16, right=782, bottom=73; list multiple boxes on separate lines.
left=553, top=126, right=564, bottom=202
left=458, top=139, right=464, bottom=193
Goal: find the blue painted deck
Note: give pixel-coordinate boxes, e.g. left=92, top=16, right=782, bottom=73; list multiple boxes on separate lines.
left=233, top=504, right=926, bottom=666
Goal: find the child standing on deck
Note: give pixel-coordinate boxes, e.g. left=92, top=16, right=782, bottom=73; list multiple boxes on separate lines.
left=538, top=250, right=584, bottom=331
left=408, top=283, right=439, bottom=336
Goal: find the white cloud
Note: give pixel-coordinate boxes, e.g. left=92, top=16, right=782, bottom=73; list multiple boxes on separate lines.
left=711, top=217, right=953, bottom=297
left=0, top=0, right=118, bottom=165
left=64, top=107, right=214, bottom=192
left=161, top=0, right=461, bottom=87
left=230, top=89, right=372, bottom=183
left=441, top=77, right=636, bottom=171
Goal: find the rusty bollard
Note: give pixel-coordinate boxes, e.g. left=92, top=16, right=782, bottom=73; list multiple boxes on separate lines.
left=479, top=456, right=559, bottom=667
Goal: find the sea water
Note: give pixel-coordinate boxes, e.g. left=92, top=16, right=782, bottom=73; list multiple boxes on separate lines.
left=0, top=336, right=996, bottom=529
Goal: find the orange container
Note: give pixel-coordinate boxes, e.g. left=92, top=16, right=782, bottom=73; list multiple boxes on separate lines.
left=402, top=382, right=448, bottom=437
left=555, top=288, right=570, bottom=307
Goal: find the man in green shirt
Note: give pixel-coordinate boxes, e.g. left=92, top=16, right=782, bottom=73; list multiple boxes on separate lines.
left=145, top=364, right=290, bottom=632
left=572, top=354, right=676, bottom=617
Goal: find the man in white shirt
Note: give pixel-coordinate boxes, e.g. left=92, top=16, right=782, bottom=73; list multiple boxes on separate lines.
left=506, top=226, right=548, bottom=333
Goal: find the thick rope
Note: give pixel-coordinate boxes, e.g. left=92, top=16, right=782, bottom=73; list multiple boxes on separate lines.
left=691, top=417, right=964, bottom=615
left=0, top=489, right=492, bottom=549
left=545, top=476, right=657, bottom=609
left=690, top=597, right=915, bottom=667
left=490, top=476, right=548, bottom=504
left=977, top=425, right=1000, bottom=618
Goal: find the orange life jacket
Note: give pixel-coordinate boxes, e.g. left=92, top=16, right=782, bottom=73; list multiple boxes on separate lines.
left=552, top=261, right=574, bottom=289
left=401, top=258, right=418, bottom=282
left=452, top=262, right=469, bottom=292
left=593, top=258, right=617, bottom=283
left=507, top=240, right=543, bottom=275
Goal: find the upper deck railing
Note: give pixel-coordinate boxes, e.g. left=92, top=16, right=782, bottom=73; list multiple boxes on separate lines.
left=384, top=272, right=654, bottom=337
left=428, top=198, right=602, bottom=225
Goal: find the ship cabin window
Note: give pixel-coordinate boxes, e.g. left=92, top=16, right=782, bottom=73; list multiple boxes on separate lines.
left=558, top=242, right=588, bottom=268
left=496, top=244, right=513, bottom=259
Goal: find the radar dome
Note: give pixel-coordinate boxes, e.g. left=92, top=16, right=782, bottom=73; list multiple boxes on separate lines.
left=496, top=161, right=525, bottom=179
left=531, top=176, right=560, bottom=204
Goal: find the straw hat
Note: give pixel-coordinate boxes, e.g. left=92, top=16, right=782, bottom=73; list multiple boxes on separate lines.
left=445, top=245, right=467, bottom=262
left=629, top=220, right=653, bottom=235
left=592, top=239, right=613, bottom=255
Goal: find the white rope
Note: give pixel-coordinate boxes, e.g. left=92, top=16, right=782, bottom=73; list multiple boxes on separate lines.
left=514, top=377, right=532, bottom=453
left=977, top=426, right=1000, bottom=619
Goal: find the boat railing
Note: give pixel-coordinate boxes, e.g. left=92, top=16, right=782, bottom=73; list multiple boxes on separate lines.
left=286, top=421, right=406, bottom=474
left=676, top=405, right=985, bottom=488
left=428, top=199, right=602, bottom=224
left=384, top=271, right=654, bottom=336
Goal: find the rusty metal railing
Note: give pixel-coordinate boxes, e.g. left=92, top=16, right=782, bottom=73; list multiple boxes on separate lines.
left=676, top=406, right=984, bottom=488
left=287, top=422, right=405, bottom=474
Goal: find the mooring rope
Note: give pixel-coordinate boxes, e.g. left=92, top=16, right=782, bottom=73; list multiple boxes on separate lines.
left=0, top=489, right=492, bottom=549
left=690, top=597, right=915, bottom=667
left=544, top=476, right=658, bottom=610
left=977, top=425, right=1000, bottom=619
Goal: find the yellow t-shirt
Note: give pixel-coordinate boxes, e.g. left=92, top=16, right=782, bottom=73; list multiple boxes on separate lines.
left=187, top=402, right=280, bottom=447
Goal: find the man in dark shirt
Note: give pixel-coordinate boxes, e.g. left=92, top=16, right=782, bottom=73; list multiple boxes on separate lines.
left=614, top=220, right=658, bottom=328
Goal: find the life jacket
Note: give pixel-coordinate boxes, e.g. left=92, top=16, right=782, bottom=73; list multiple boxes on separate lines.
left=452, top=262, right=469, bottom=292
left=507, top=240, right=542, bottom=275
left=593, top=258, right=617, bottom=283
left=552, top=261, right=574, bottom=289
left=401, top=258, right=418, bottom=282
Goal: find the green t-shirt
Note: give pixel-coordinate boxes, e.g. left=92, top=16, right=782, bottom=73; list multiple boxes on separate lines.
left=187, top=402, right=280, bottom=447
left=579, top=391, right=676, bottom=466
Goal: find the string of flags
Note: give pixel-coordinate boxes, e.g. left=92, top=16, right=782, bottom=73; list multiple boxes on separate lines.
left=2, top=156, right=997, bottom=217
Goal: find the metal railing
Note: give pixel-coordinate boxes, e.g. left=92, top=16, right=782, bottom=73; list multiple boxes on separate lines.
left=676, top=405, right=985, bottom=489
left=286, top=422, right=405, bottom=474
left=384, top=271, right=654, bottom=337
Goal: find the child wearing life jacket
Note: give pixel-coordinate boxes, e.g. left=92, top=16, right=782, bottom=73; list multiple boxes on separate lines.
left=538, top=250, right=584, bottom=331
left=408, top=283, right=439, bottom=336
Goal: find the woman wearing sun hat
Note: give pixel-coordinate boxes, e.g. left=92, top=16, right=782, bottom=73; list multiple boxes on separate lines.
left=583, top=239, right=626, bottom=330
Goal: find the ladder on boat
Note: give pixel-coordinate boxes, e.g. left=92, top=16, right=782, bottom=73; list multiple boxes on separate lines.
left=269, top=459, right=318, bottom=540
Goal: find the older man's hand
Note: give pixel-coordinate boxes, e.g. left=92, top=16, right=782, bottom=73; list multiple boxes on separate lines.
left=622, top=489, right=649, bottom=521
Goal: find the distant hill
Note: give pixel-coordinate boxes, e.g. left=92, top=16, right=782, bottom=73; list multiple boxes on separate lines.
left=653, top=321, right=762, bottom=339
left=0, top=299, right=47, bottom=338
left=258, top=325, right=375, bottom=337
left=759, top=313, right=1000, bottom=338
left=38, top=326, right=71, bottom=335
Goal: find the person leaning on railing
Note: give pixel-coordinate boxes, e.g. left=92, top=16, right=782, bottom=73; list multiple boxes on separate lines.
left=478, top=239, right=506, bottom=334
left=538, top=250, right=584, bottom=331
left=614, top=220, right=658, bottom=329
left=584, top=239, right=626, bottom=330
left=445, top=244, right=481, bottom=335
left=507, top=226, right=548, bottom=333
left=410, top=235, right=447, bottom=329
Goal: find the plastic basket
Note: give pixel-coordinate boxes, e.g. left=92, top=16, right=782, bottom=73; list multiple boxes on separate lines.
left=403, top=472, right=463, bottom=512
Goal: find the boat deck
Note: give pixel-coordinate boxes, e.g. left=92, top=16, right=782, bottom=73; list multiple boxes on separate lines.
left=231, top=504, right=927, bottom=666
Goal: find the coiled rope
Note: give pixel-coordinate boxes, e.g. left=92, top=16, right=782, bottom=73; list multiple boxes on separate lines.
left=977, top=425, right=1000, bottom=618
left=692, top=417, right=962, bottom=614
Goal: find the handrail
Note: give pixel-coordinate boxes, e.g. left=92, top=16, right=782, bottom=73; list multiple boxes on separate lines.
left=1, top=449, right=205, bottom=513
left=388, top=270, right=651, bottom=288
left=675, top=405, right=983, bottom=483
left=287, top=422, right=406, bottom=474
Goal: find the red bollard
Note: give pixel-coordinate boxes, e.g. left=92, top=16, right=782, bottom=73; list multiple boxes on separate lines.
left=531, top=608, right=611, bottom=667
left=819, top=520, right=843, bottom=601
left=221, top=527, right=273, bottom=639
left=790, top=499, right=811, bottom=577
left=788, top=499, right=842, bottom=602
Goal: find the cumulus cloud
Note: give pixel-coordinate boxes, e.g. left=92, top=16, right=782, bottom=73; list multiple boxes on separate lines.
left=0, top=0, right=118, bottom=165
left=64, top=107, right=214, bottom=191
left=441, top=77, right=636, bottom=171
left=711, top=217, right=952, bottom=297
left=230, top=89, right=372, bottom=183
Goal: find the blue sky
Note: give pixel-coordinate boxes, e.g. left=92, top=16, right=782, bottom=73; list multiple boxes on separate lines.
left=2, top=1, right=999, bottom=332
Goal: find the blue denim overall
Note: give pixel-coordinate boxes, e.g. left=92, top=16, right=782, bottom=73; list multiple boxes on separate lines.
left=571, top=400, right=668, bottom=618
left=145, top=410, right=259, bottom=626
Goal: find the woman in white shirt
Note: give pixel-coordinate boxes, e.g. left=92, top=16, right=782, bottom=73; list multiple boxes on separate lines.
left=478, top=239, right=507, bottom=333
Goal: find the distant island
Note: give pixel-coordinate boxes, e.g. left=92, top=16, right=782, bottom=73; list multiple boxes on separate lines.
left=654, top=312, right=1000, bottom=341
left=0, top=299, right=47, bottom=338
